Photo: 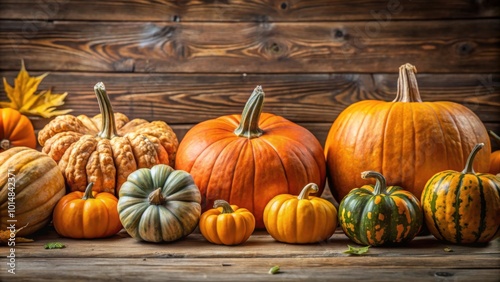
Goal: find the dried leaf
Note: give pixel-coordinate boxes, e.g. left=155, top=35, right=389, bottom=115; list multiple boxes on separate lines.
left=0, top=223, right=34, bottom=245
left=268, top=265, right=280, bottom=275
left=1, top=60, right=72, bottom=118
left=44, top=242, right=65, bottom=249
left=444, top=247, right=453, bottom=252
left=343, top=245, right=370, bottom=255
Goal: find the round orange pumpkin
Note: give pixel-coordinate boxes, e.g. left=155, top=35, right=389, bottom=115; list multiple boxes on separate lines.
left=199, top=200, right=255, bottom=245
left=175, top=86, right=326, bottom=228
left=324, top=63, right=491, bottom=202
left=0, top=108, right=36, bottom=152
left=53, top=182, right=122, bottom=239
left=488, top=131, right=500, bottom=175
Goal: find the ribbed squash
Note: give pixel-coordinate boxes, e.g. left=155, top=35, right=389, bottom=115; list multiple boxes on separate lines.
left=488, top=131, right=500, bottom=175
left=199, top=200, right=255, bottom=245
left=117, top=164, right=201, bottom=243
left=325, top=63, right=490, bottom=202
left=338, top=171, right=423, bottom=246
left=421, top=143, right=500, bottom=244
left=0, top=108, right=36, bottom=152
left=263, top=183, right=337, bottom=244
left=38, top=82, right=178, bottom=196
left=175, top=86, right=326, bottom=228
left=0, top=147, right=65, bottom=236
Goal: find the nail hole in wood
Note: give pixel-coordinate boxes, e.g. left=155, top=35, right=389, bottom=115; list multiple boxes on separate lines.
left=280, top=2, right=288, bottom=10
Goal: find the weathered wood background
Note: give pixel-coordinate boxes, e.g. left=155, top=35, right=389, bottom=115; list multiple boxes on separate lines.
left=0, top=0, right=499, bottom=150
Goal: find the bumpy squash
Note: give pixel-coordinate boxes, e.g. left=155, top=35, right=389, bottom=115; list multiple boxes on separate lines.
left=421, top=143, right=500, bottom=244
left=263, top=183, right=337, bottom=244
left=38, top=82, right=178, bottom=195
left=488, top=131, right=500, bottom=175
left=325, top=63, right=490, bottom=202
left=118, top=164, right=201, bottom=243
left=175, top=86, right=326, bottom=228
left=0, top=108, right=36, bottom=152
left=199, top=200, right=255, bottom=245
left=338, top=171, right=423, bottom=246
left=0, top=147, right=65, bottom=236
left=53, top=183, right=122, bottom=239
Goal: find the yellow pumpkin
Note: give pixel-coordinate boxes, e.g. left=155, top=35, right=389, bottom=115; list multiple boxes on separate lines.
left=263, top=183, right=337, bottom=244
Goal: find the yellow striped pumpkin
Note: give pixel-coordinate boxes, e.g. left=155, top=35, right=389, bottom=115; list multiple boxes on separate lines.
left=421, top=143, right=500, bottom=244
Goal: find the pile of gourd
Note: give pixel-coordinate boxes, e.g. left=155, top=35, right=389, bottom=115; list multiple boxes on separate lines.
left=1, top=63, right=499, bottom=247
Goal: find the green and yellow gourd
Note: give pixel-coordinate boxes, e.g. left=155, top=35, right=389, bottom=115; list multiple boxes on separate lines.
left=338, top=171, right=423, bottom=246
left=421, top=143, right=500, bottom=244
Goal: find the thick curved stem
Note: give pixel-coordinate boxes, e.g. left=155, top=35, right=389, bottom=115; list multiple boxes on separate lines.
left=1, top=139, right=10, bottom=151
left=94, top=82, right=119, bottom=139
left=462, top=143, right=484, bottom=174
left=214, top=200, right=234, bottom=214
left=297, top=183, right=319, bottom=200
left=82, top=182, right=95, bottom=200
left=361, top=171, right=387, bottom=195
left=393, top=63, right=423, bottom=103
left=149, top=188, right=166, bottom=205
left=234, top=85, right=265, bottom=139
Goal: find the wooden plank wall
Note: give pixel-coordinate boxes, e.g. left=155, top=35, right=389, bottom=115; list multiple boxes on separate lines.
left=0, top=0, right=499, bottom=150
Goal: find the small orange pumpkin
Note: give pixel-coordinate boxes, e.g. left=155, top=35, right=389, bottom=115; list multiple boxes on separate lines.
left=52, top=182, right=122, bottom=239
left=199, top=200, right=255, bottom=245
left=0, top=108, right=36, bottom=152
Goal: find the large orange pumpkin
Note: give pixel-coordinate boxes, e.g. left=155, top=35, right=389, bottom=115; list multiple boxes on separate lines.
left=0, top=108, right=36, bottom=152
left=175, top=86, right=326, bottom=228
left=324, top=63, right=490, bottom=202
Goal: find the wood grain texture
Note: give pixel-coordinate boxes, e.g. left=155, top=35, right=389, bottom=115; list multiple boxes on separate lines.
left=0, top=0, right=498, bottom=22
left=0, top=228, right=498, bottom=281
left=1, top=20, right=499, bottom=73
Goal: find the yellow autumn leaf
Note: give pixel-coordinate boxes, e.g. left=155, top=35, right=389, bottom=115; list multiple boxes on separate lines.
left=0, top=61, right=72, bottom=118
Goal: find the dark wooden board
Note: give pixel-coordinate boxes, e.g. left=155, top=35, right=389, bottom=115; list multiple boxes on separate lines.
left=0, top=0, right=498, bottom=22
left=1, top=72, right=498, bottom=124
left=1, top=228, right=499, bottom=281
left=1, top=20, right=499, bottom=73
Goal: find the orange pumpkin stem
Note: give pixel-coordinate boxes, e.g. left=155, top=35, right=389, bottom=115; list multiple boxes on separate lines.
left=361, top=171, right=387, bottom=195
left=234, top=85, right=264, bottom=139
left=489, top=131, right=500, bottom=146
left=148, top=188, right=166, bottom=205
left=94, top=82, right=119, bottom=139
left=214, top=199, right=234, bottom=214
left=82, top=182, right=95, bottom=200
left=0, top=139, right=10, bottom=151
left=297, top=183, right=319, bottom=200
left=393, top=63, right=423, bottom=103
left=462, top=143, right=484, bottom=174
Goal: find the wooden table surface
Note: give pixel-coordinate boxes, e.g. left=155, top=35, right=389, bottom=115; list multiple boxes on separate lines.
left=2, top=226, right=499, bottom=282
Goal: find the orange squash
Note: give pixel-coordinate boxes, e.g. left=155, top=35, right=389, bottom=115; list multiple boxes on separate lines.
left=488, top=131, right=500, bottom=175
left=199, top=200, right=255, bottom=245
left=52, top=182, right=122, bottom=239
left=324, top=63, right=490, bottom=202
left=175, top=86, right=326, bottom=228
left=0, top=108, right=36, bottom=152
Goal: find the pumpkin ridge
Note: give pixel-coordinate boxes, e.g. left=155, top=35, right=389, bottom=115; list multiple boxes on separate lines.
left=476, top=175, right=487, bottom=242
left=204, top=138, right=245, bottom=207
left=380, top=102, right=397, bottom=180
left=421, top=102, right=450, bottom=169
left=228, top=139, right=251, bottom=205
left=428, top=172, right=453, bottom=240
left=453, top=173, right=465, bottom=243
left=353, top=102, right=381, bottom=172
left=257, top=137, right=290, bottom=194
left=269, top=133, right=324, bottom=187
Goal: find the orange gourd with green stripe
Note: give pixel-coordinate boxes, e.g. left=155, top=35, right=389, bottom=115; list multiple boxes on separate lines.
left=421, top=143, right=500, bottom=244
left=338, top=171, right=423, bottom=246
left=488, top=131, right=500, bottom=175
